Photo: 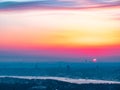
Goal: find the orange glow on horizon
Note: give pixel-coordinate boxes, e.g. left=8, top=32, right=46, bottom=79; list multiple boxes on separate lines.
left=0, top=6, right=120, bottom=58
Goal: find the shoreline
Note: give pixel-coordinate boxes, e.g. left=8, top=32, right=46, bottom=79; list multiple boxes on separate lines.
left=0, top=76, right=120, bottom=84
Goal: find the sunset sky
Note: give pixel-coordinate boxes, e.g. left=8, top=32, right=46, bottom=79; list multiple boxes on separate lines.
left=0, top=0, right=120, bottom=62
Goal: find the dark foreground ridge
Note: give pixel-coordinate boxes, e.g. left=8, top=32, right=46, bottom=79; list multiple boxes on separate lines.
left=0, top=77, right=120, bottom=90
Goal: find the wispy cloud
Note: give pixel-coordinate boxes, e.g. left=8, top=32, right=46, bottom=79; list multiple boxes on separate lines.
left=0, top=0, right=119, bottom=10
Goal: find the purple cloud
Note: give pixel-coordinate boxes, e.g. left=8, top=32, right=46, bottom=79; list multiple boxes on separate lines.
left=0, top=0, right=119, bottom=10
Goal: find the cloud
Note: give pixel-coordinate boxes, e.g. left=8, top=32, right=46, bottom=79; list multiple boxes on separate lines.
left=0, top=0, right=42, bottom=2
left=0, top=0, right=119, bottom=10
left=0, top=0, right=75, bottom=10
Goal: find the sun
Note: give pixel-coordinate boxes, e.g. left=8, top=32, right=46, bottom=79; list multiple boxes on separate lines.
left=92, top=58, right=97, bottom=62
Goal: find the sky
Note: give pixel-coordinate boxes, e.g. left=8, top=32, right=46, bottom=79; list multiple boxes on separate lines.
left=0, top=0, right=120, bottom=62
